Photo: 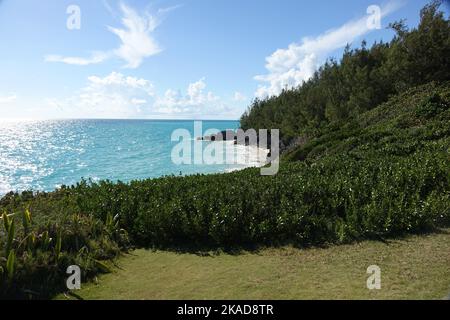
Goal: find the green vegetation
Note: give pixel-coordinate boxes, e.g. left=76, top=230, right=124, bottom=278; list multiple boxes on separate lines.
left=0, top=208, right=129, bottom=299
left=0, top=1, right=449, bottom=299
left=241, top=1, right=450, bottom=144
left=3, top=82, right=447, bottom=249
left=58, top=229, right=450, bottom=300
left=283, top=83, right=450, bottom=162
left=1, top=81, right=449, bottom=299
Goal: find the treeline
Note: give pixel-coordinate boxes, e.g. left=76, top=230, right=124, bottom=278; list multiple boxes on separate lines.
left=240, top=1, right=450, bottom=144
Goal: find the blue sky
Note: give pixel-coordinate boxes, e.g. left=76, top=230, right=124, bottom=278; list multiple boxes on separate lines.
left=0, top=0, right=444, bottom=120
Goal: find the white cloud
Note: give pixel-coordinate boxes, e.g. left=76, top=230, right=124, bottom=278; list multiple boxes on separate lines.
left=44, top=73, right=242, bottom=119
left=86, top=71, right=154, bottom=95
left=48, top=72, right=154, bottom=118
left=44, top=52, right=109, bottom=66
left=157, top=4, right=184, bottom=15
left=255, top=1, right=402, bottom=98
left=131, top=98, right=147, bottom=105
left=154, top=78, right=227, bottom=116
left=0, top=94, right=17, bottom=104
left=45, top=3, right=171, bottom=68
left=76, top=72, right=155, bottom=117
left=233, top=92, right=247, bottom=102
left=108, top=3, right=162, bottom=68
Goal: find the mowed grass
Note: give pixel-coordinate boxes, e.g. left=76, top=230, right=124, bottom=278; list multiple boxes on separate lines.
left=59, top=229, right=450, bottom=300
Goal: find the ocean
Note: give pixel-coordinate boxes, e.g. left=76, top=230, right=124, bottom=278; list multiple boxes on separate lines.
left=0, top=119, right=266, bottom=195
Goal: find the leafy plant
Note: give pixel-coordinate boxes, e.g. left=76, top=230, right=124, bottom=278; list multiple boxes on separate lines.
left=54, top=230, right=62, bottom=262
left=6, top=250, right=15, bottom=281
left=5, top=219, right=15, bottom=257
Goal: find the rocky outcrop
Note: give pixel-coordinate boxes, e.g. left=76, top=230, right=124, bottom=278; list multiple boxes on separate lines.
left=199, top=130, right=275, bottom=150
left=198, top=130, right=237, bottom=142
left=198, top=130, right=309, bottom=159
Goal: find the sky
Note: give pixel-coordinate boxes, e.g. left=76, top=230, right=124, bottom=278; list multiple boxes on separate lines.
left=0, top=0, right=446, bottom=120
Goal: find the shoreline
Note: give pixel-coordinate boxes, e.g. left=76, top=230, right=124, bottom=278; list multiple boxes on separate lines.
left=220, top=140, right=270, bottom=173
left=0, top=141, right=270, bottom=198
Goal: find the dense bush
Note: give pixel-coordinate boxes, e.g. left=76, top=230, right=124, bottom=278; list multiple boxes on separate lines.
left=47, top=151, right=447, bottom=248
left=2, top=147, right=448, bottom=259
left=0, top=207, right=129, bottom=299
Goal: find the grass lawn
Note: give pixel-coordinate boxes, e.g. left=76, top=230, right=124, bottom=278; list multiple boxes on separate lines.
left=58, top=229, right=450, bottom=300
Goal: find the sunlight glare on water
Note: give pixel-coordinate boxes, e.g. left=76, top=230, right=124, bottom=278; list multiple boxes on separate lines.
left=0, top=119, right=264, bottom=195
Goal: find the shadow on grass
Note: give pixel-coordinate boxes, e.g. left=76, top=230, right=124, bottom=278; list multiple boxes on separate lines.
left=363, top=226, right=450, bottom=245
left=133, top=226, right=450, bottom=257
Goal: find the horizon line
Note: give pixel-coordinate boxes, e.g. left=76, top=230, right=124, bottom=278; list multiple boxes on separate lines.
left=0, top=117, right=241, bottom=122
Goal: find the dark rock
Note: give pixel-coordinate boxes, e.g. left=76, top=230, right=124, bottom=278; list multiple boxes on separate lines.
left=199, top=129, right=285, bottom=152
left=200, top=130, right=237, bottom=141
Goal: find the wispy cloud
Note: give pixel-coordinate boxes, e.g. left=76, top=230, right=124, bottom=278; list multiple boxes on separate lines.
left=45, top=2, right=177, bottom=68
left=44, top=52, right=109, bottom=66
left=157, top=4, right=184, bottom=15
left=233, top=92, right=247, bottom=102
left=102, top=0, right=115, bottom=17
left=255, top=1, right=403, bottom=98
left=0, top=94, right=17, bottom=104
left=108, top=3, right=162, bottom=68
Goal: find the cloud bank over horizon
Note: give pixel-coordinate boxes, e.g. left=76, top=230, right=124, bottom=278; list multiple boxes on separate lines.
left=34, top=72, right=242, bottom=120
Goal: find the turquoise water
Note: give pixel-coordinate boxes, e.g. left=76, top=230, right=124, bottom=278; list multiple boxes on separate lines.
left=0, top=119, right=243, bottom=195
